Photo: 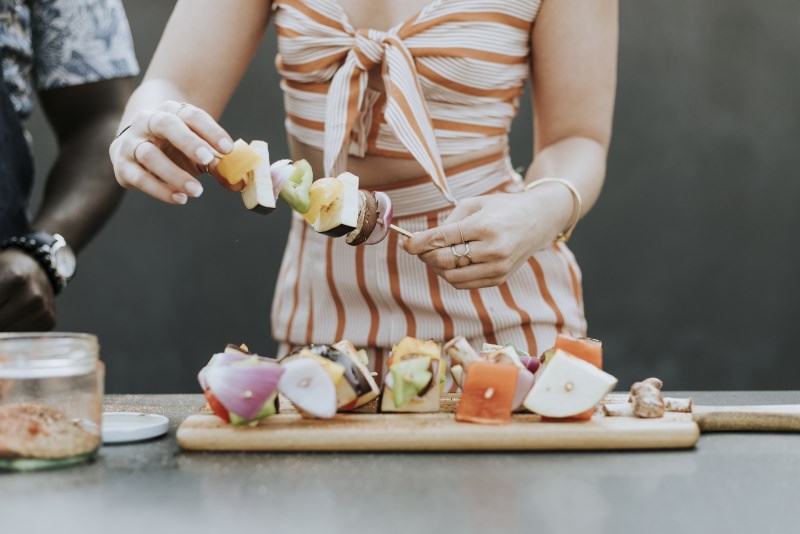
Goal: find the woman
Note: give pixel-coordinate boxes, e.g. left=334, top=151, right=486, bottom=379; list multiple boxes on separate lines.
left=109, top=0, right=617, bottom=376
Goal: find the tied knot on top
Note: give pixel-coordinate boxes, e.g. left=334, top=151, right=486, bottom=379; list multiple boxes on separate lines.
left=324, top=27, right=455, bottom=204
left=352, top=28, right=388, bottom=72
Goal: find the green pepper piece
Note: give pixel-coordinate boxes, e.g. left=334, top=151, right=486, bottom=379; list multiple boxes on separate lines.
left=390, top=356, right=432, bottom=407
left=278, top=159, right=313, bottom=214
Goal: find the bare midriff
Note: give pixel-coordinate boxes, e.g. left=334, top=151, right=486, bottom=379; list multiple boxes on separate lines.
left=288, top=135, right=509, bottom=188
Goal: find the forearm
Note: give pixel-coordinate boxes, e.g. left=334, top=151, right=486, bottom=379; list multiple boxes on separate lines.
left=35, top=77, right=136, bottom=251
left=32, top=112, right=125, bottom=252
left=522, top=136, right=608, bottom=240
left=117, top=78, right=205, bottom=134
left=524, top=0, right=617, bottom=240
left=116, top=0, right=273, bottom=132
left=525, top=135, right=607, bottom=216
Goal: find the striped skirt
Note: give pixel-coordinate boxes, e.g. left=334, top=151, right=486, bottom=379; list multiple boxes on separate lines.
left=271, top=152, right=587, bottom=382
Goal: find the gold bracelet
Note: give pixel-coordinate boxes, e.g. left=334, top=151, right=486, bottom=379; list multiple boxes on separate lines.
left=524, top=177, right=582, bottom=243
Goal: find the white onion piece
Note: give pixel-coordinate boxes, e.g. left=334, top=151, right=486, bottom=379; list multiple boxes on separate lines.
left=278, top=358, right=337, bottom=419
left=383, top=369, right=394, bottom=389
left=197, top=351, right=251, bottom=390
left=365, top=191, right=393, bottom=245
left=270, top=159, right=294, bottom=197
left=512, top=368, right=536, bottom=411
left=450, top=364, right=464, bottom=388
left=204, top=362, right=284, bottom=421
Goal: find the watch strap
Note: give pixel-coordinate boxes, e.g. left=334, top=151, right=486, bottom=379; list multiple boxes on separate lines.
left=0, top=231, right=69, bottom=294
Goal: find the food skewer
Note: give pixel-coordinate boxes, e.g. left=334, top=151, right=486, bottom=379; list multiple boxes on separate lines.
left=389, top=224, right=414, bottom=238
left=217, top=140, right=417, bottom=243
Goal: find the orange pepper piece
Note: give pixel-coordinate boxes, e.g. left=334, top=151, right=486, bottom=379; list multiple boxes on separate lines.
left=455, top=360, right=519, bottom=425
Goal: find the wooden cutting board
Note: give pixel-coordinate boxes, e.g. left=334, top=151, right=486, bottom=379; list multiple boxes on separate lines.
left=176, top=395, right=700, bottom=452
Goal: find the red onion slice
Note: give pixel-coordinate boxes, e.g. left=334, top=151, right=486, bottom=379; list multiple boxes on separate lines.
left=210, top=351, right=251, bottom=366
left=204, top=362, right=284, bottom=421
left=198, top=368, right=208, bottom=392
left=365, top=191, right=393, bottom=245
left=519, top=353, right=541, bottom=373
left=270, top=159, right=294, bottom=197
left=197, top=351, right=251, bottom=390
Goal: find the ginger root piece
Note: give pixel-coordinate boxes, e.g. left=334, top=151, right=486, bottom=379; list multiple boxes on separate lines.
left=630, top=378, right=665, bottom=418
left=603, top=384, right=693, bottom=417
left=603, top=377, right=693, bottom=418
left=663, top=396, right=693, bottom=413
left=640, top=377, right=663, bottom=390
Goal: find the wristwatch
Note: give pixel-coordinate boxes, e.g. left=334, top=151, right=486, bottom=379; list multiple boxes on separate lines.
left=0, top=231, right=77, bottom=294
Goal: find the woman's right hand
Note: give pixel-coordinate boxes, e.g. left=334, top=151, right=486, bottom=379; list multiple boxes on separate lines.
left=109, top=100, right=238, bottom=205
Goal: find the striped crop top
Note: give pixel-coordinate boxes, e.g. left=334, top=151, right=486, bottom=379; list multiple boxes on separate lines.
left=272, top=0, right=542, bottom=202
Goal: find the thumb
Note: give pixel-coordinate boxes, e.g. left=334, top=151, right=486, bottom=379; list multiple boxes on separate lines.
left=402, top=197, right=482, bottom=255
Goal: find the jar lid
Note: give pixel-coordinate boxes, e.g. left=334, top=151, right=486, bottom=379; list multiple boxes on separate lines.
left=101, top=412, right=170, bottom=444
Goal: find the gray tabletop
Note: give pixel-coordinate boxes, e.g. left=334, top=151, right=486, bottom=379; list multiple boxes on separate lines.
left=2, top=391, right=800, bottom=534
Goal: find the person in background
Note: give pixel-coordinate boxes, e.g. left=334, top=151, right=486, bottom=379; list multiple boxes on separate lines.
left=109, top=0, right=616, bottom=376
left=0, top=0, right=138, bottom=331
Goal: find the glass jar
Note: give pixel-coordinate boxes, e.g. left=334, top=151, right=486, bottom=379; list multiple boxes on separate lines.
left=0, top=332, right=104, bottom=471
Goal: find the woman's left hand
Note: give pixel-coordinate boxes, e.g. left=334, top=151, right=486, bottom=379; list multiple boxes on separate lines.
left=402, top=191, right=563, bottom=289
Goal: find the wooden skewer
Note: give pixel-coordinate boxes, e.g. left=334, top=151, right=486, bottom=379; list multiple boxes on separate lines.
left=389, top=224, right=414, bottom=238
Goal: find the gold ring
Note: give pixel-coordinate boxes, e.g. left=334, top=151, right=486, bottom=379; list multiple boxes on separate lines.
left=452, top=220, right=472, bottom=267
left=451, top=244, right=462, bottom=268
left=133, top=139, right=150, bottom=165
left=457, top=220, right=466, bottom=245
left=451, top=242, right=470, bottom=257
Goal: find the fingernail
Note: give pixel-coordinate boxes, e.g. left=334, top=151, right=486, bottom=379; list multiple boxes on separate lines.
left=218, top=138, right=234, bottom=153
left=172, top=192, right=188, bottom=205
left=196, top=147, right=214, bottom=165
left=185, top=181, right=204, bottom=198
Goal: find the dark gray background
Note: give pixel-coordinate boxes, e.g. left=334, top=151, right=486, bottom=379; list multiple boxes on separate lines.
left=25, top=1, right=800, bottom=393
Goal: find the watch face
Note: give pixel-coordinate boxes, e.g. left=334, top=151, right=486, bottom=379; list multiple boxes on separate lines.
left=52, top=241, right=77, bottom=279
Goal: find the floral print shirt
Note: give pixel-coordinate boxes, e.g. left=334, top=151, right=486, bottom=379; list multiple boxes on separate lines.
left=0, top=0, right=139, bottom=119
